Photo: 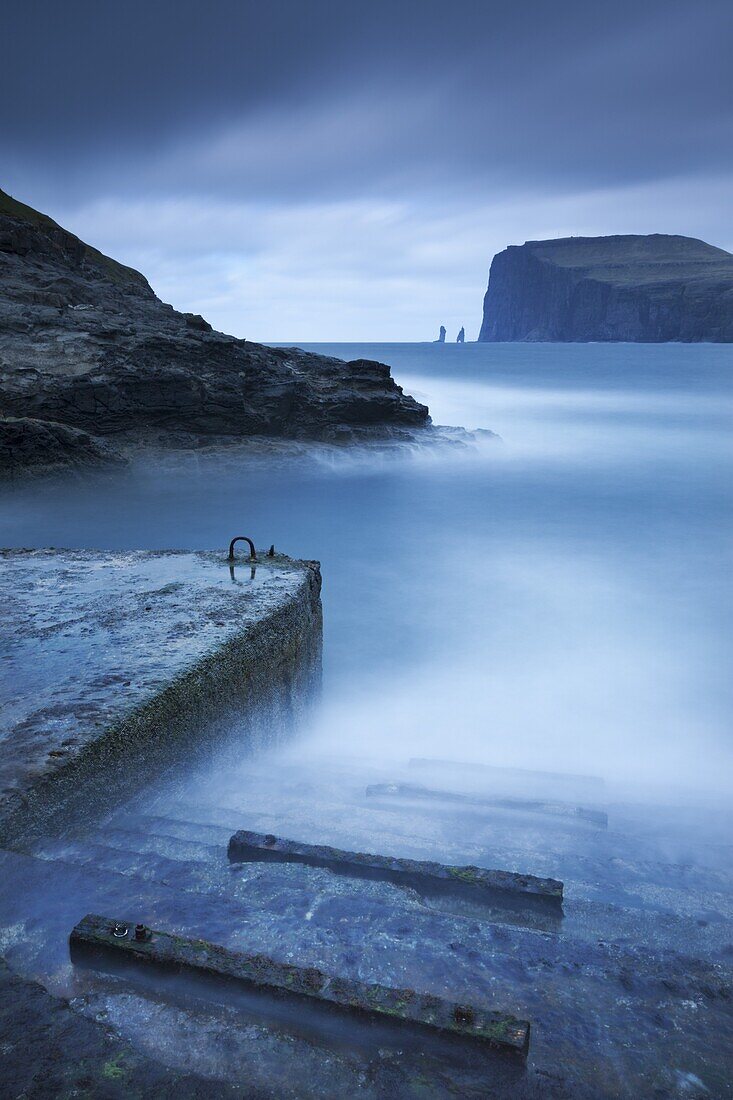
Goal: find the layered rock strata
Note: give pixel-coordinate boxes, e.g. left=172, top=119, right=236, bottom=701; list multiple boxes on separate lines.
left=0, top=189, right=429, bottom=474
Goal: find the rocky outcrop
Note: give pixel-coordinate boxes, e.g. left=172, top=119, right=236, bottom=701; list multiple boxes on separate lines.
left=0, top=416, right=127, bottom=478
left=478, top=234, right=733, bottom=342
left=0, top=189, right=429, bottom=472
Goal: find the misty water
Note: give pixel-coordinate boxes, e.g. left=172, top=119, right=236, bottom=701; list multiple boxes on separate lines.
left=3, top=341, right=733, bottom=1095
left=3, top=342, right=731, bottom=795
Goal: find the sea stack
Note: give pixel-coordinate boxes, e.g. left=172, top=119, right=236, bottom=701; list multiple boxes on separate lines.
left=478, top=234, right=733, bottom=342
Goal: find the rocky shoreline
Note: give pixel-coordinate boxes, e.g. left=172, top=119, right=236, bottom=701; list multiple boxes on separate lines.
left=0, top=420, right=499, bottom=482
left=0, top=189, right=430, bottom=479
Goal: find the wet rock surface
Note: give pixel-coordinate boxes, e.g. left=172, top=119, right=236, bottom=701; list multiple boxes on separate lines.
left=0, top=188, right=429, bottom=477
left=0, top=957, right=258, bottom=1098
left=0, top=415, right=127, bottom=478
left=479, top=234, right=733, bottom=342
left=1, top=750, right=731, bottom=1097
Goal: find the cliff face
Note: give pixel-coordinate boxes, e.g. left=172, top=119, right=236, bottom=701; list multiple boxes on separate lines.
left=478, top=234, right=733, bottom=342
left=0, top=189, right=429, bottom=473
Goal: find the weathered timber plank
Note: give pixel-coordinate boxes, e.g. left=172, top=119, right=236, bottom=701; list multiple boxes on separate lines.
left=366, top=782, right=608, bottom=827
left=69, top=914, right=530, bottom=1055
left=227, top=828, right=563, bottom=901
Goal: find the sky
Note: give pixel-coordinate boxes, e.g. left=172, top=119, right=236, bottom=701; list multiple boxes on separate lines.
left=3, top=0, right=733, bottom=341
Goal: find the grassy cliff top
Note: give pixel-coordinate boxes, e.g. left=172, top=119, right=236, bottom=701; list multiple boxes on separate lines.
left=0, top=187, right=151, bottom=291
left=0, top=188, right=61, bottom=229
left=515, top=234, right=733, bottom=286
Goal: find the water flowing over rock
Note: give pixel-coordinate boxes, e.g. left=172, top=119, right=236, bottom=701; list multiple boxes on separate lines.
left=478, top=234, right=733, bottom=342
left=0, top=189, right=429, bottom=475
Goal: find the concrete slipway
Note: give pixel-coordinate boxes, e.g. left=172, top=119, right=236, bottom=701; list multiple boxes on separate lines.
left=0, top=546, right=325, bottom=1095
left=0, top=548, right=732, bottom=1098
left=0, top=547, right=323, bottom=848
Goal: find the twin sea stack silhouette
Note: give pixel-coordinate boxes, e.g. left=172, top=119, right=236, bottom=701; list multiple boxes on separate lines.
left=434, top=326, right=465, bottom=343
left=478, top=234, right=733, bottom=342
left=0, top=189, right=430, bottom=478
left=4, top=186, right=730, bottom=482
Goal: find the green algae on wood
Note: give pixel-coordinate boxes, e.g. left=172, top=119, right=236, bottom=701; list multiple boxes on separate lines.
left=227, top=828, right=563, bottom=901
left=70, top=914, right=530, bottom=1055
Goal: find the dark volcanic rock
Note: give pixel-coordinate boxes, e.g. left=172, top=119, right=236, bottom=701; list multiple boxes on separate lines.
left=0, top=416, right=126, bottom=479
left=478, top=234, right=733, bottom=342
left=0, top=189, right=429, bottom=467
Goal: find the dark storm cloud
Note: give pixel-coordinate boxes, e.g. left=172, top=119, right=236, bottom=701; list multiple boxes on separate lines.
left=4, top=0, right=733, bottom=202
left=3, top=1, right=732, bottom=339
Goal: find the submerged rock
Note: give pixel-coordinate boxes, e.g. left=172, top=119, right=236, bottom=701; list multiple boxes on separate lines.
left=0, top=189, right=430, bottom=477
left=0, top=415, right=126, bottom=479
left=478, top=234, right=733, bottom=342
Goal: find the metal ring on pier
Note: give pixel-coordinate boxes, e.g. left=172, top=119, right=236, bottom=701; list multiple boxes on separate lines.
left=228, top=537, right=257, bottom=563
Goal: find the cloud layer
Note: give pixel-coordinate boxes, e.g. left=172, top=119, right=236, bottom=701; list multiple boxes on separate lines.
left=4, top=0, right=732, bottom=339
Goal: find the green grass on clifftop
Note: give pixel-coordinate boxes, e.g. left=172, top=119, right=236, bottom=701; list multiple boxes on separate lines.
left=0, top=187, right=151, bottom=291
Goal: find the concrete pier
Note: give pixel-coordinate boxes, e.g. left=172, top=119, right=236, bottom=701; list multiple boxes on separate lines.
left=0, top=547, right=322, bottom=847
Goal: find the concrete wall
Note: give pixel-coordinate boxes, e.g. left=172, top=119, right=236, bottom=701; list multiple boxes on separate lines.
left=0, top=549, right=323, bottom=848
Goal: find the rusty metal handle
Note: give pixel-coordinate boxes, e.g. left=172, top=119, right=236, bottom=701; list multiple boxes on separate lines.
left=228, top=537, right=257, bottom=563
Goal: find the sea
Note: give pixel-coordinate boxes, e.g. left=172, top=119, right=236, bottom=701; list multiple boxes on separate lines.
left=1, top=341, right=732, bottom=1096
left=3, top=341, right=731, bottom=793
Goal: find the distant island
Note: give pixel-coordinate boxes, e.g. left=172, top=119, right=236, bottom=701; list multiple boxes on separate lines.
left=478, top=234, right=733, bottom=342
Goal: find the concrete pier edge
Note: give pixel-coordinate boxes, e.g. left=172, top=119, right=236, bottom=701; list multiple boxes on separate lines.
left=0, top=547, right=323, bottom=849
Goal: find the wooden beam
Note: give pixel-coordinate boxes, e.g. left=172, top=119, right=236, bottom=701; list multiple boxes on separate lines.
left=367, top=782, right=608, bottom=827
left=70, top=914, right=530, bottom=1056
left=228, top=828, right=563, bottom=901
left=409, top=758, right=604, bottom=794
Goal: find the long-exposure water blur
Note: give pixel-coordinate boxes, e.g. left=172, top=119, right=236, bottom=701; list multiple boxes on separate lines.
left=4, top=342, right=731, bottom=788
left=1, top=342, right=732, bottom=1097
